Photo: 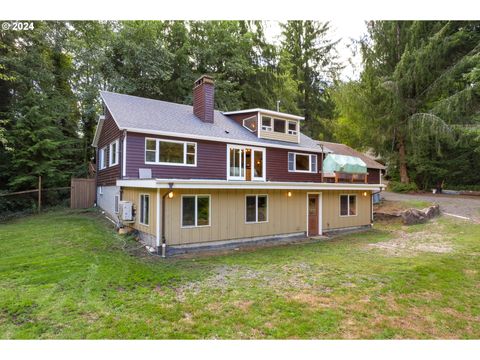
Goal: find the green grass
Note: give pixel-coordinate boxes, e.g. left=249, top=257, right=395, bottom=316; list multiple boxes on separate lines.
left=403, top=199, right=433, bottom=209
left=1, top=208, right=479, bottom=339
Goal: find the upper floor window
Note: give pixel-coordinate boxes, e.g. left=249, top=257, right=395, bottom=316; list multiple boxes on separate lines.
left=145, top=138, right=196, bottom=166
left=99, top=147, right=107, bottom=170
left=288, top=121, right=298, bottom=135
left=227, top=145, right=265, bottom=181
left=261, top=116, right=272, bottom=131
left=288, top=152, right=318, bottom=173
left=273, top=119, right=286, bottom=133
left=109, top=139, right=119, bottom=166
left=242, top=116, right=257, bottom=132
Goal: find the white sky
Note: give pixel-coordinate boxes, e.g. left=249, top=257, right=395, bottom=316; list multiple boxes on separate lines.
left=263, top=20, right=368, bottom=81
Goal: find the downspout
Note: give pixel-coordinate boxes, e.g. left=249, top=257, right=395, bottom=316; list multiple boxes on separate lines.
left=160, top=182, right=174, bottom=258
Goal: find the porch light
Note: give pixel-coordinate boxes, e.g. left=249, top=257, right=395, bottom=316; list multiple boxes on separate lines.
left=168, top=191, right=174, bottom=199
left=363, top=191, right=368, bottom=197
left=287, top=191, right=292, bottom=197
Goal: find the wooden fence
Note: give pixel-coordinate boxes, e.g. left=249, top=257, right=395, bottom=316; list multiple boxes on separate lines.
left=70, top=178, right=96, bottom=209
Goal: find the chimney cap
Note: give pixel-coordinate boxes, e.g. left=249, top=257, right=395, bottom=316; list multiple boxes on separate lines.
left=194, top=75, right=214, bottom=87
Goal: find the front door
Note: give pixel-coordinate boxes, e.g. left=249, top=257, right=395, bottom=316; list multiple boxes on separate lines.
left=308, top=194, right=319, bottom=236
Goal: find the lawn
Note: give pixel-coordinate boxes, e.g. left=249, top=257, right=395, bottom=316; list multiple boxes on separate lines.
left=0, top=208, right=479, bottom=339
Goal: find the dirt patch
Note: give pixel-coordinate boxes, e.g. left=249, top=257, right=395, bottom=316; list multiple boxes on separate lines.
left=289, top=293, right=334, bottom=307
left=368, top=222, right=453, bottom=256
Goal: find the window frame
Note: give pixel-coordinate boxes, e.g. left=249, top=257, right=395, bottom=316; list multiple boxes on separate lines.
left=242, top=115, right=258, bottom=132
left=273, top=118, right=286, bottom=133
left=245, top=194, right=269, bottom=224
left=99, top=147, right=107, bottom=170
left=339, top=194, right=357, bottom=217
left=287, top=121, right=298, bottom=135
left=181, top=194, right=211, bottom=228
left=287, top=152, right=318, bottom=173
left=261, top=116, right=272, bottom=131
left=144, top=138, right=197, bottom=167
left=226, top=144, right=266, bottom=181
left=109, top=139, right=120, bottom=166
left=139, top=193, right=150, bottom=226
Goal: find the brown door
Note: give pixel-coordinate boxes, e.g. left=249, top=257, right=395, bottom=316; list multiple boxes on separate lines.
left=308, top=194, right=319, bottom=236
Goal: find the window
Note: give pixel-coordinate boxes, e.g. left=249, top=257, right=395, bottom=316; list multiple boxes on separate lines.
left=261, top=116, right=272, bottom=131
left=243, top=116, right=257, bottom=132
left=273, top=119, right=286, bottom=133
left=288, top=121, right=298, bottom=135
left=99, top=147, right=107, bottom=170
left=109, top=139, right=119, bottom=166
left=245, top=195, right=268, bottom=223
left=145, top=138, right=196, bottom=166
left=227, top=145, right=265, bottom=181
left=340, top=195, right=357, bottom=216
left=114, top=195, right=119, bottom=213
left=288, top=152, right=318, bottom=173
left=139, top=194, right=150, bottom=225
left=181, top=195, right=210, bottom=227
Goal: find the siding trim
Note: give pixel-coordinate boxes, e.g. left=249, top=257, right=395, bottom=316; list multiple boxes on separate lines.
left=123, top=132, right=127, bottom=178
left=156, top=188, right=160, bottom=247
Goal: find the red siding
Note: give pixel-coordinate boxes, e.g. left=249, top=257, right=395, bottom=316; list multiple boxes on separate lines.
left=97, top=110, right=122, bottom=186
left=266, top=147, right=323, bottom=182
left=125, top=132, right=227, bottom=180
left=367, top=168, right=380, bottom=184
left=228, top=112, right=258, bottom=135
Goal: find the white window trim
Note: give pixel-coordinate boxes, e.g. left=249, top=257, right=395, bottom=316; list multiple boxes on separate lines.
left=339, top=194, right=358, bottom=217
left=114, top=195, right=119, bottom=214
left=261, top=116, right=273, bottom=131
left=144, top=137, right=197, bottom=167
left=180, top=194, right=211, bottom=228
left=99, top=147, right=107, bottom=170
left=139, top=193, right=150, bottom=226
left=245, top=194, right=269, bottom=224
left=109, top=139, right=120, bottom=166
left=287, top=120, right=298, bottom=135
left=288, top=152, right=318, bottom=173
left=242, top=115, right=258, bottom=132
left=226, top=144, right=266, bottom=182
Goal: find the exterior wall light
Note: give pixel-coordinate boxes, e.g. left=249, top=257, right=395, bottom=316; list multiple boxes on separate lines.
left=287, top=191, right=292, bottom=197
left=168, top=191, right=174, bottom=199
left=363, top=191, right=368, bottom=197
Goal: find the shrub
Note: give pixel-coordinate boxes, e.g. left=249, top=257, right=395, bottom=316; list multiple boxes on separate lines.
left=388, top=181, right=418, bottom=193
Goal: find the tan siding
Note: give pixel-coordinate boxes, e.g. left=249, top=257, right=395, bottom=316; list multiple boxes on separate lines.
left=259, top=129, right=298, bottom=143
left=122, top=188, right=158, bottom=236
left=121, top=188, right=372, bottom=246
left=164, top=189, right=306, bottom=246
left=322, top=190, right=371, bottom=230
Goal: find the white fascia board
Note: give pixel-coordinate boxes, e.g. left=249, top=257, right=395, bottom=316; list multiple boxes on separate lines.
left=223, top=108, right=305, bottom=121
left=117, top=178, right=385, bottom=191
left=91, top=116, right=105, bottom=147
left=120, top=127, right=325, bottom=153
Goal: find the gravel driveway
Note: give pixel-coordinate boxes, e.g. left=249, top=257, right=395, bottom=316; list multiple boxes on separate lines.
left=382, top=191, right=480, bottom=223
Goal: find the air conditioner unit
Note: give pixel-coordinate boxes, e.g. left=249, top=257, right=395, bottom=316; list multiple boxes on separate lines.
left=119, top=201, right=134, bottom=223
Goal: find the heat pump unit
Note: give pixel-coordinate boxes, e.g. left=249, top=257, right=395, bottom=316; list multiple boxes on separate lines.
left=119, top=201, right=134, bottom=223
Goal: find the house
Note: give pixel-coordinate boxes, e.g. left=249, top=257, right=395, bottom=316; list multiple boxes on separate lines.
left=92, top=75, right=385, bottom=256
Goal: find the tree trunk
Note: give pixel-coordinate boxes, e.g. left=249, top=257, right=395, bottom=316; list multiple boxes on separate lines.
left=398, top=136, right=409, bottom=183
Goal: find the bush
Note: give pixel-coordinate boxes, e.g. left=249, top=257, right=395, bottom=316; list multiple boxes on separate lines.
left=444, top=184, right=480, bottom=192
left=388, top=181, right=419, bottom=193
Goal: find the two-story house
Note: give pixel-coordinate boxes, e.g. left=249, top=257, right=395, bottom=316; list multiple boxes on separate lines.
left=92, top=75, right=385, bottom=256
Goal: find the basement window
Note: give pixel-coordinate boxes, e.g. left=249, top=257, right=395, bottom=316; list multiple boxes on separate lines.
left=139, top=194, right=150, bottom=225
left=245, top=195, right=268, bottom=223
left=181, top=195, right=210, bottom=227
left=340, top=195, right=357, bottom=216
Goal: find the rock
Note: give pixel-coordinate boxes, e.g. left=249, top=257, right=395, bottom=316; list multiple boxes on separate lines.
left=401, top=208, right=427, bottom=225
left=401, top=205, right=441, bottom=225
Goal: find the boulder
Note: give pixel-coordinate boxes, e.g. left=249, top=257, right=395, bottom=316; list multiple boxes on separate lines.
left=401, top=208, right=428, bottom=225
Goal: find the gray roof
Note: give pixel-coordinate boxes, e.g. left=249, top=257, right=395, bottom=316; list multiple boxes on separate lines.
left=100, top=91, right=323, bottom=152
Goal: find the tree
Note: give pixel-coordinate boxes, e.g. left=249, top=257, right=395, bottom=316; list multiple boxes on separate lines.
left=334, top=21, right=480, bottom=186
left=279, top=21, right=340, bottom=139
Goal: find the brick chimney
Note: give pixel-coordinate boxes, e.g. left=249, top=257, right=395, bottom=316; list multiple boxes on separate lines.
left=193, top=75, right=214, bottom=123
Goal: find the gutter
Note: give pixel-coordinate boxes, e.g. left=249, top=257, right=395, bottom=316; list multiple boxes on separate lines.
left=160, top=182, right=174, bottom=258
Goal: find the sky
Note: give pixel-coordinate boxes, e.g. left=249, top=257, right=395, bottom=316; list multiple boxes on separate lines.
left=263, top=20, right=368, bottom=81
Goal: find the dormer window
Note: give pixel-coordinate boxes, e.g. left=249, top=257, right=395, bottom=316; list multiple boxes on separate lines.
left=288, top=121, right=298, bottom=135
left=273, top=119, right=286, bottom=133
left=242, top=116, right=257, bottom=132
left=261, top=116, right=272, bottom=131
